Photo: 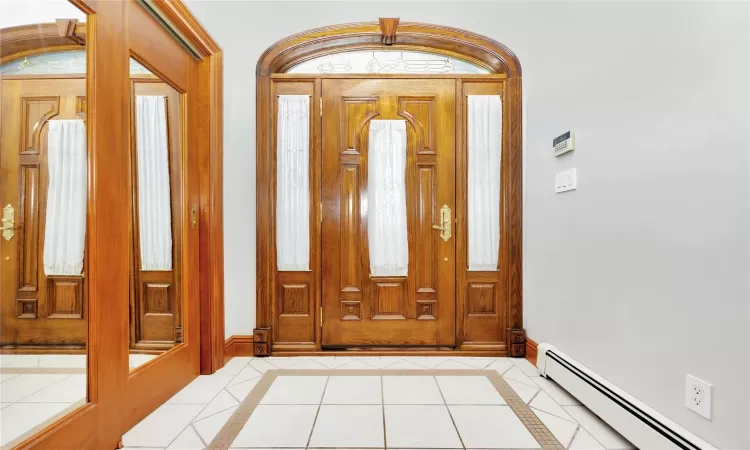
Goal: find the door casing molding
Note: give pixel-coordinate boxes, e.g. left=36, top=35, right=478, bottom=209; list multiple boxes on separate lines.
left=256, top=20, right=523, bottom=356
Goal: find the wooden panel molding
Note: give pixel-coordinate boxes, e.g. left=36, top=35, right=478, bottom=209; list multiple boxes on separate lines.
left=468, top=283, right=496, bottom=315
left=280, top=284, right=309, bottom=315
left=16, top=299, right=38, bottom=319
left=134, top=273, right=176, bottom=346
left=47, top=276, right=84, bottom=319
left=341, top=301, right=361, bottom=320
left=373, top=278, right=407, bottom=320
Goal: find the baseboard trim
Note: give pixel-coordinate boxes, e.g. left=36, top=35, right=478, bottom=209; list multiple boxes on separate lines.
left=223, top=334, right=526, bottom=359
left=273, top=350, right=507, bottom=357
left=224, top=335, right=254, bottom=361
left=525, top=338, right=538, bottom=366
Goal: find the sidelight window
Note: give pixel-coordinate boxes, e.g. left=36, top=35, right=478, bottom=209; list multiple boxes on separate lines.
left=467, top=95, right=502, bottom=271
left=276, top=95, right=311, bottom=271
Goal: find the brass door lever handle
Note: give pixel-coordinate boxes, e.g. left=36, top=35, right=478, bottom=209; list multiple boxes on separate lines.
left=432, top=204, right=451, bottom=242
left=2, top=205, right=14, bottom=241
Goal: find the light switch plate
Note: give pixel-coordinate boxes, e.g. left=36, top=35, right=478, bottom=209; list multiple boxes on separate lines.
left=555, top=168, right=577, bottom=193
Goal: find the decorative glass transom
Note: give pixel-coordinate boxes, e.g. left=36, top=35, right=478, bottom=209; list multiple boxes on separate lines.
left=0, top=50, right=152, bottom=75
left=287, top=51, right=489, bottom=74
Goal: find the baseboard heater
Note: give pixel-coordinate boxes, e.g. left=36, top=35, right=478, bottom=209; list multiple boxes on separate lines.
left=537, top=344, right=717, bottom=450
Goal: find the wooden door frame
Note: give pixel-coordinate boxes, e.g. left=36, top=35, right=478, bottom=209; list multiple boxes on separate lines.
left=1, top=1, right=224, bottom=448
left=256, top=21, right=524, bottom=356
left=1, top=2, right=225, bottom=372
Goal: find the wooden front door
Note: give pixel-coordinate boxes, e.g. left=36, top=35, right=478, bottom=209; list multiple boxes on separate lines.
left=0, top=78, right=87, bottom=347
left=321, top=78, right=456, bottom=347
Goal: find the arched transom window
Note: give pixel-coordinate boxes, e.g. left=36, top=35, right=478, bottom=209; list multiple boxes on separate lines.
left=0, top=50, right=152, bottom=75
left=286, top=50, right=490, bottom=74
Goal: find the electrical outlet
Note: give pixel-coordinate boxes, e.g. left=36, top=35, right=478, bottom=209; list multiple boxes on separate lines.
left=685, top=374, right=712, bottom=419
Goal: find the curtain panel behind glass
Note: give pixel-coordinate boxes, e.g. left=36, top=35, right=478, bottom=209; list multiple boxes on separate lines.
left=276, top=95, right=311, bottom=271
left=468, top=95, right=502, bottom=271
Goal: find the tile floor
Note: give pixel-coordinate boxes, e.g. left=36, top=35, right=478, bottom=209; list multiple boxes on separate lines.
left=121, top=356, right=636, bottom=450
left=0, top=352, right=157, bottom=446
left=0, top=353, right=157, bottom=372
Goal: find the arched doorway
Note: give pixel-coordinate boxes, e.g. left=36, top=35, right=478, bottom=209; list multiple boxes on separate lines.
left=255, top=19, right=524, bottom=356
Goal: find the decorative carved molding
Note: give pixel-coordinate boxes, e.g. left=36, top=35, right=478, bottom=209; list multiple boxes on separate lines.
left=55, top=19, right=85, bottom=45
left=256, top=21, right=522, bottom=76
left=16, top=299, right=38, bottom=319
left=0, top=22, right=87, bottom=64
left=507, top=328, right=526, bottom=357
left=379, top=18, right=399, bottom=45
left=253, top=327, right=271, bottom=356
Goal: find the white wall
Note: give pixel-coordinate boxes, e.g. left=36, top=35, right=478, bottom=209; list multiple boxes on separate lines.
left=0, top=0, right=86, bottom=29
left=186, top=2, right=749, bottom=447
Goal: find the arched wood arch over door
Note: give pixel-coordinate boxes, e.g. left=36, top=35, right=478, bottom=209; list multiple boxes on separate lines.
left=256, top=20, right=524, bottom=357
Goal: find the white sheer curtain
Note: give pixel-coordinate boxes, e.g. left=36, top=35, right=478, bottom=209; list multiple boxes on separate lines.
left=468, top=95, right=502, bottom=271
left=276, top=95, right=310, bottom=271
left=43, top=120, right=87, bottom=276
left=367, top=120, right=408, bottom=277
left=136, top=95, right=173, bottom=271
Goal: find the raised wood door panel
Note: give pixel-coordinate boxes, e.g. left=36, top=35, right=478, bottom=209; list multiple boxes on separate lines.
left=458, top=80, right=507, bottom=348
left=129, top=79, right=183, bottom=350
left=0, top=78, right=87, bottom=347
left=271, top=79, right=320, bottom=350
left=321, top=78, right=455, bottom=347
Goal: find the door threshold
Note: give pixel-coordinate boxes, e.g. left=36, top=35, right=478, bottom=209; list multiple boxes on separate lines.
left=272, top=348, right=508, bottom=357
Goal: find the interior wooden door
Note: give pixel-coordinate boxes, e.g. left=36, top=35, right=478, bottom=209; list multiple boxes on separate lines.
left=123, top=0, right=201, bottom=431
left=321, top=78, right=456, bottom=347
left=0, top=78, right=87, bottom=348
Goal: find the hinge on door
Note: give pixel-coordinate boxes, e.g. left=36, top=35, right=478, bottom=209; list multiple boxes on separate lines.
left=320, top=202, right=323, bottom=223
left=320, top=307, right=323, bottom=328
left=319, top=98, right=323, bottom=118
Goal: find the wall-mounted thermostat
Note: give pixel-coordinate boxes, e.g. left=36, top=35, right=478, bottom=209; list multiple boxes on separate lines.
left=553, top=131, right=575, bottom=156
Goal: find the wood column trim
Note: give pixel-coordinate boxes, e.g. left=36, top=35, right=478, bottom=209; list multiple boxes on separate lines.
left=256, top=75, right=272, bottom=331
left=199, top=50, right=225, bottom=374
left=505, top=77, right=523, bottom=332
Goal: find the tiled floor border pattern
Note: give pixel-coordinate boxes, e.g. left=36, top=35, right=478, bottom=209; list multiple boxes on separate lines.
left=208, top=369, right=565, bottom=450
